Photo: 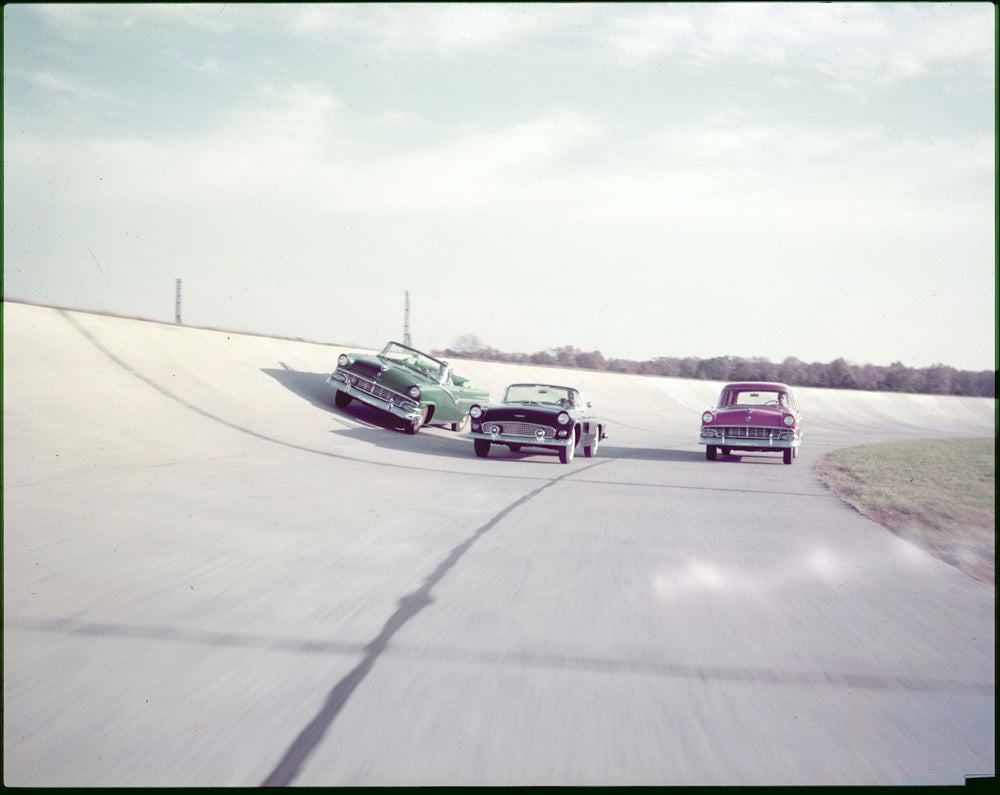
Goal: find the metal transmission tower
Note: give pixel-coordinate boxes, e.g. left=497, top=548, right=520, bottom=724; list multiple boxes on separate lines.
left=403, top=291, right=412, bottom=345
left=175, top=279, right=182, bottom=324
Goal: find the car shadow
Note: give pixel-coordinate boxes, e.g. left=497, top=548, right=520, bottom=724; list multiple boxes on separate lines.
left=471, top=445, right=584, bottom=465
left=263, top=363, right=465, bottom=433
left=328, top=424, right=482, bottom=459
left=261, top=365, right=341, bottom=413
left=715, top=453, right=789, bottom=465
left=598, top=446, right=708, bottom=462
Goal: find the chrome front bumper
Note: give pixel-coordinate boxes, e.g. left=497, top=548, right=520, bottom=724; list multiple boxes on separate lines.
left=327, top=371, right=421, bottom=422
left=468, top=429, right=574, bottom=448
left=699, top=429, right=800, bottom=449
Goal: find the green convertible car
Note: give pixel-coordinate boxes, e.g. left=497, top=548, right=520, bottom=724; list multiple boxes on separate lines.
left=327, top=341, right=490, bottom=434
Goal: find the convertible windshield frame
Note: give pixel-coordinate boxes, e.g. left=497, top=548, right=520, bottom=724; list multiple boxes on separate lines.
left=378, top=341, right=448, bottom=380
left=502, top=383, right=581, bottom=407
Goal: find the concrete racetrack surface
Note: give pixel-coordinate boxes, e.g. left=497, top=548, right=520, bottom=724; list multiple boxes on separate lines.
left=3, top=302, right=994, bottom=786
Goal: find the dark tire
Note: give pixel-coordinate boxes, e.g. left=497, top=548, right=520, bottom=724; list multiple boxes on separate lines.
left=450, top=413, right=470, bottom=432
left=507, top=444, right=522, bottom=452
left=407, top=406, right=431, bottom=435
left=334, top=390, right=352, bottom=408
left=474, top=439, right=491, bottom=458
left=706, top=445, right=717, bottom=461
left=783, top=447, right=793, bottom=465
left=559, top=435, right=576, bottom=464
left=583, top=426, right=600, bottom=458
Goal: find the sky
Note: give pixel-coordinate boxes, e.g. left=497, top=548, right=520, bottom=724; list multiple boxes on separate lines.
left=2, top=2, right=996, bottom=372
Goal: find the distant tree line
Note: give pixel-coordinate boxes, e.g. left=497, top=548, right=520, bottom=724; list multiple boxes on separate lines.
left=434, top=335, right=996, bottom=398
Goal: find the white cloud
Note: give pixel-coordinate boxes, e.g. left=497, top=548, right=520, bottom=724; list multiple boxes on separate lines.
left=602, top=2, right=993, bottom=97
left=162, top=48, right=227, bottom=76
left=35, top=2, right=234, bottom=35
left=14, top=78, right=990, bottom=238
left=285, top=2, right=572, bottom=53
left=25, top=69, right=119, bottom=104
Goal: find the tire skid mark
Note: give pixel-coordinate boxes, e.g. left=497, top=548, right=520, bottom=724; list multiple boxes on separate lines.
left=261, top=457, right=612, bottom=787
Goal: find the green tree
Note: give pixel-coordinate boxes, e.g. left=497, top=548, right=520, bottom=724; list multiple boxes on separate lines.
left=883, top=361, right=918, bottom=392
left=779, top=357, right=809, bottom=386
left=695, top=356, right=732, bottom=380
left=450, top=334, right=485, bottom=355
left=826, top=358, right=859, bottom=389
left=919, top=364, right=955, bottom=395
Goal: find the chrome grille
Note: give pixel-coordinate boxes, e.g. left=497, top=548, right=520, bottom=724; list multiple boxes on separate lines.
left=340, top=370, right=416, bottom=410
left=485, top=422, right=555, bottom=439
left=716, top=425, right=779, bottom=440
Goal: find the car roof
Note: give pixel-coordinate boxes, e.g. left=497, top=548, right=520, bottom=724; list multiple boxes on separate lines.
left=722, top=382, right=792, bottom=391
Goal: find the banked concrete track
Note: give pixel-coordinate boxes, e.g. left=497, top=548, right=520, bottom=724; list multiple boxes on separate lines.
left=3, top=302, right=994, bottom=786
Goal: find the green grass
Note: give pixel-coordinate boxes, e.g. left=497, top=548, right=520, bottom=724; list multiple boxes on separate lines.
left=817, top=437, right=995, bottom=584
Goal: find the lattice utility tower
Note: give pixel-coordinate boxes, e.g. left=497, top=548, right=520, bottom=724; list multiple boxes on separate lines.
left=175, top=279, right=182, bottom=324
left=403, top=291, right=412, bottom=346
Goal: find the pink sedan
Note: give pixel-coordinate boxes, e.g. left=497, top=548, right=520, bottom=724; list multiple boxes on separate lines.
left=699, top=382, right=802, bottom=465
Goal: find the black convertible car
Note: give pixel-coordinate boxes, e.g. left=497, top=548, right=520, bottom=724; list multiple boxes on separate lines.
left=468, top=383, right=605, bottom=464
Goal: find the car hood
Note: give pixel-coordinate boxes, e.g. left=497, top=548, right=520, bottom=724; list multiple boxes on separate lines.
left=343, top=355, right=432, bottom=391
left=708, top=407, right=792, bottom=427
left=481, top=405, right=565, bottom=424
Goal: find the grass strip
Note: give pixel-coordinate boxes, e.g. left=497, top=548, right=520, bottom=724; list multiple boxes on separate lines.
left=816, top=437, right=995, bottom=584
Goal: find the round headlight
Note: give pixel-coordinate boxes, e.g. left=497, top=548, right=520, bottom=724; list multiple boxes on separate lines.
left=408, top=386, right=421, bottom=399
left=470, top=405, right=483, bottom=419
left=783, top=414, right=795, bottom=427
left=557, top=412, right=570, bottom=425
left=702, top=412, right=714, bottom=423
left=338, top=354, right=349, bottom=367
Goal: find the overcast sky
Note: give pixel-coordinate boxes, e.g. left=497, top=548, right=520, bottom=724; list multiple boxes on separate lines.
left=3, top=2, right=995, bottom=371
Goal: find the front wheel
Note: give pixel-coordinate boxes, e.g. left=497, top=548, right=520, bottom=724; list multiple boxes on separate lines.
left=583, top=426, right=600, bottom=457
left=406, top=406, right=431, bottom=435
left=783, top=447, right=793, bottom=465
left=706, top=445, right=717, bottom=461
left=474, top=439, right=491, bottom=458
left=559, top=436, right=576, bottom=464
left=334, top=390, right=352, bottom=408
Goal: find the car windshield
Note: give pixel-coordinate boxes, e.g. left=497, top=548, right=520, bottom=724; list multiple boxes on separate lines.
left=379, top=342, right=449, bottom=383
left=719, top=389, right=791, bottom=409
left=503, top=383, right=581, bottom=407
